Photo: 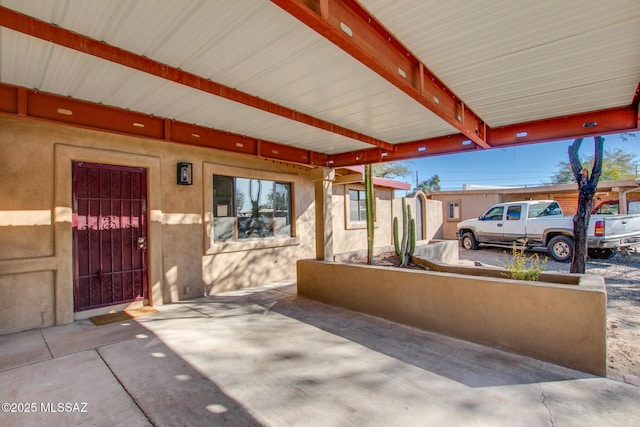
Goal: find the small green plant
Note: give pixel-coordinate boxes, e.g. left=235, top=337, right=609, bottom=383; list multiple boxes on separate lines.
left=501, top=241, right=547, bottom=281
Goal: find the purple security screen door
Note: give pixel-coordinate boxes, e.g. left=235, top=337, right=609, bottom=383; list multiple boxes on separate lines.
left=72, top=162, right=148, bottom=311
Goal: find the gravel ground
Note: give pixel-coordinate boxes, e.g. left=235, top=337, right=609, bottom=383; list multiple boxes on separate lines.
left=458, top=246, right=640, bottom=382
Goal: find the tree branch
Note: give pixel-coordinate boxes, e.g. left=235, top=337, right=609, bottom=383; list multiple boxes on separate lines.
left=589, top=136, right=605, bottom=187
left=568, top=138, right=584, bottom=184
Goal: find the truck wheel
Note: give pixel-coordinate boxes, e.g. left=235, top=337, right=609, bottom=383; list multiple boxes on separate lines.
left=461, top=232, right=478, bottom=250
left=547, top=235, right=573, bottom=262
left=588, top=248, right=616, bottom=259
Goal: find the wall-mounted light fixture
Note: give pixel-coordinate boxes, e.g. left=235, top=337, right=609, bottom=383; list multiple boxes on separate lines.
left=177, top=162, right=193, bottom=185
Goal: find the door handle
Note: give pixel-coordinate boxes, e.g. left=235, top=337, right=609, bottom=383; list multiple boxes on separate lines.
left=497, top=223, right=503, bottom=227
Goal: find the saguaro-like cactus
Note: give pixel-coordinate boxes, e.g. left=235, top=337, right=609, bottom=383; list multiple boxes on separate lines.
left=394, top=198, right=416, bottom=267
left=365, top=164, right=375, bottom=265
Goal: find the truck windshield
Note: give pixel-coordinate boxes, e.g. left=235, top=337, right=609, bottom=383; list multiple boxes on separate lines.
left=528, top=202, right=562, bottom=217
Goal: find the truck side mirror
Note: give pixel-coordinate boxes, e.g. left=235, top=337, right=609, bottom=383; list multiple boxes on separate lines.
left=478, top=215, right=485, bottom=220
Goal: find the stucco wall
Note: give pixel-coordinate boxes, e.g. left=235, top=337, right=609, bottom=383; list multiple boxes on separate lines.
left=425, top=199, right=444, bottom=240
left=297, top=259, right=607, bottom=376
left=0, top=116, right=316, bottom=334
left=332, top=184, right=394, bottom=255
left=432, top=193, right=502, bottom=239
left=331, top=190, right=443, bottom=260
left=395, top=195, right=443, bottom=242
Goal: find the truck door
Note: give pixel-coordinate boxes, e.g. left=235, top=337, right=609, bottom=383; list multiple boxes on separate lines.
left=502, top=204, right=526, bottom=242
left=477, top=205, right=505, bottom=242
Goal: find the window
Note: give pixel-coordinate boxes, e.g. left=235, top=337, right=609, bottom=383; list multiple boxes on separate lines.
left=448, top=202, right=460, bottom=220
left=484, top=206, right=504, bottom=221
left=349, top=189, right=367, bottom=222
left=506, top=205, right=522, bottom=220
left=593, top=202, right=618, bottom=215
left=529, top=201, right=562, bottom=218
left=213, top=176, right=291, bottom=241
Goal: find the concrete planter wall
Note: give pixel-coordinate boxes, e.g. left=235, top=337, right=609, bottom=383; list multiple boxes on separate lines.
left=297, top=259, right=607, bottom=376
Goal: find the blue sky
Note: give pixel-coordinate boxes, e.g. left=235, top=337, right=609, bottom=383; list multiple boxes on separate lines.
left=397, top=131, right=639, bottom=191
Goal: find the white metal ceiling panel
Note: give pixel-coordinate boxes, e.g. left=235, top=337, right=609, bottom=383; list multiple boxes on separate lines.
left=0, top=26, right=54, bottom=88
left=128, top=0, right=455, bottom=143
left=0, top=27, right=372, bottom=154
left=361, top=0, right=640, bottom=127
left=2, top=0, right=638, bottom=158
left=0, top=0, right=457, bottom=144
left=478, top=77, right=639, bottom=126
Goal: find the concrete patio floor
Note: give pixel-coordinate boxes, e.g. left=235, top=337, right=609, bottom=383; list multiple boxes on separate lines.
left=1, top=281, right=639, bottom=427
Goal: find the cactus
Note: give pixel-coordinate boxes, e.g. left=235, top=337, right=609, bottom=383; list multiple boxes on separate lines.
left=393, top=217, right=401, bottom=258
left=394, top=197, right=415, bottom=267
left=364, top=164, right=375, bottom=265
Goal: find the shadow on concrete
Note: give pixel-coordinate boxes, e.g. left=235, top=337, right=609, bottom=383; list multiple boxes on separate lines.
left=258, top=287, right=595, bottom=388
left=4, top=283, right=640, bottom=427
left=0, top=316, right=263, bottom=427
left=97, top=328, right=264, bottom=427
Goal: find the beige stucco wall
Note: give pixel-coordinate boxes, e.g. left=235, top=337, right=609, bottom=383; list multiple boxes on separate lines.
left=297, top=259, right=607, bottom=376
left=0, top=116, right=316, bottom=334
left=332, top=184, right=394, bottom=255
left=398, top=194, right=443, bottom=242
left=332, top=190, right=444, bottom=260
left=425, top=199, right=444, bottom=240
left=432, top=193, right=502, bottom=239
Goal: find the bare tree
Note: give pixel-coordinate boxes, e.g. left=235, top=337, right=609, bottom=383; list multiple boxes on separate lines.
left=569, top=136, right=604, bottom=273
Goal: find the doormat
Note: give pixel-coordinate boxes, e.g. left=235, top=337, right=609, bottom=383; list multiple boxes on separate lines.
left=90, top=306, right=159, bottom=326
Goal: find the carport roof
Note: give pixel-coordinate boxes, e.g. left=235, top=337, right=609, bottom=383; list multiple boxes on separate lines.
left=1, top=0, right=638, bottom=167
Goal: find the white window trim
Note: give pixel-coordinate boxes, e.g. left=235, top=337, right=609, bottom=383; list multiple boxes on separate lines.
left=447, top=200, right=461, bottom=221
left=344, top=184, right=377, bottom=230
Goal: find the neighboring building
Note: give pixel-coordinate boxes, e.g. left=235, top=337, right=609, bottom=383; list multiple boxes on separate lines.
left=0, top=116, right=439, bottom=335
left=331, top=166, right=442, bottom=260
left=430, top=180, right=640, bottom=240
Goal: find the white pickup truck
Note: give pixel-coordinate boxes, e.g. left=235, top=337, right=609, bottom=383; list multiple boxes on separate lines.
left=456, top=200, right=640, bottom=262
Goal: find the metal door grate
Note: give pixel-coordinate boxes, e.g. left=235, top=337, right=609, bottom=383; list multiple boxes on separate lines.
left=72, top=162, right=148, bottom=311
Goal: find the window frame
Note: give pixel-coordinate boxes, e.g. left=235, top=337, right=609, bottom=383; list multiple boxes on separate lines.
left=506, top=205, right=522, bottom=221
left=484, top=206, right=504, bottom=221
left=344, top=185, right=376, bottom=230
left=213, top=176, right=292, bottom=241
left=349, top=189, right=367, bottom=222
left=447, top=200, right=461, bottom=221
left=204, top=163, right=299, bottom=254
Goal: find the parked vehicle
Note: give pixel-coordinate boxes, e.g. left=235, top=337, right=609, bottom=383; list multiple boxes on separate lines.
left=591, top=199, right=640, bottom=215
left=456, top=200, right=640, bottom=262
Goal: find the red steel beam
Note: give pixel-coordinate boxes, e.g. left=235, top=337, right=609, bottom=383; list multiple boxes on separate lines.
left=327, top=105, right=639, bottom=167
left=272, top=0, right=490, bottom=149
left=632, top=82, right=640, bottom=106
left=488, top=106, right=639, bottom=148
left=0, top=6, right=394, bottom=152
left=633, top=82, right=640, bottom=125
left=2, top=82, right=636, bottom=169
left=327, top=134, right=478, bottom=167
left=0, top=82, right=328, bottom=167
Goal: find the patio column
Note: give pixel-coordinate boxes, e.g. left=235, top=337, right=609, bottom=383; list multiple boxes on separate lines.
left=312, top=167, right=335, bottom=261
